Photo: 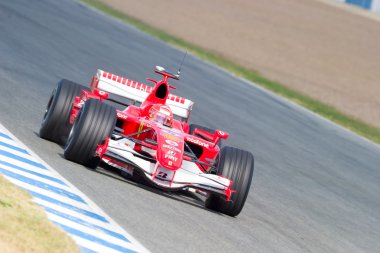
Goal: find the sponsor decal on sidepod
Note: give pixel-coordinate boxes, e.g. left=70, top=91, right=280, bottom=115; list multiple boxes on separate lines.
left=185, top=137, right=209, bottom=148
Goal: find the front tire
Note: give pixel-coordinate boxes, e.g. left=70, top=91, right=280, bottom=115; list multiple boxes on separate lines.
left=39, top=79, right=89, bottom=144
left=64, top=99, right=116, bottom=168
left=205, top=146, right=254, bottom=217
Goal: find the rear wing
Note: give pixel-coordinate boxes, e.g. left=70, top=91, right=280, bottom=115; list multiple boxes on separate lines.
left=90, top=69, right=194, bottom=120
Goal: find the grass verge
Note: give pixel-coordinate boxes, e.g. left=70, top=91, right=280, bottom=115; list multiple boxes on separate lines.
left=0, top=175, right=80, bottom=253
left=82, top=0, right=380, bottom=145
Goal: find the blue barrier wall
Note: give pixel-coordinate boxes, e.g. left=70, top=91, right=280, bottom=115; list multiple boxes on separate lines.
left=346, top=0, right=373, bottom=9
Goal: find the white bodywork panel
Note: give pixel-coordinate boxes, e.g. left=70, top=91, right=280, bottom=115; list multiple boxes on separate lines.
left=104, top=139, right=229, bottom=194
left=93, top=69, right=194, bottom=119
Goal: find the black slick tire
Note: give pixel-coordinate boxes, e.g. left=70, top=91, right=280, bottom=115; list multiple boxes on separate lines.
left=39, top=79, right=89, bottom=144
left=205, top=146, right=254, bottom=217
left=64, top=99, right=116, bottom=168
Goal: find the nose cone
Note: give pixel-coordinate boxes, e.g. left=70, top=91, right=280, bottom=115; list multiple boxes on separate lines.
left=156, top=129, right=184, bottom=170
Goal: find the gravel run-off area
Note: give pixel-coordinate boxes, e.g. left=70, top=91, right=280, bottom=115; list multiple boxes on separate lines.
left=99, top=0, right=380, bottom=129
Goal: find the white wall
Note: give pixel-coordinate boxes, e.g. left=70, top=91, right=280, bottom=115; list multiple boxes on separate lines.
left=371, top=0, right=380, bottom=12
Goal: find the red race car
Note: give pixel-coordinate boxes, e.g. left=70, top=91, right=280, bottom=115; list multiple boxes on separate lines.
left=39, top=66, right=254, bottom=216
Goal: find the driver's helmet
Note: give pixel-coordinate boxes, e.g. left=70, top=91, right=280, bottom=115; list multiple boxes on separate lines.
left=149, top=104, right=173, bottom=127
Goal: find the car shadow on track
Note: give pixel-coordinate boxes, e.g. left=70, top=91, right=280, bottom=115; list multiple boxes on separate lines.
left=95, top=162, right=218, bottom=213
left=34, top=131, right=223, bottom=216
left=55, top=151, right=222, bottom=215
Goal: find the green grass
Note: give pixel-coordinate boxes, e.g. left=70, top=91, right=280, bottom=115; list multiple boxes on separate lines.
left=0, top=176, right=80, bottom=253
left=82, top=0, right=380, bottom=144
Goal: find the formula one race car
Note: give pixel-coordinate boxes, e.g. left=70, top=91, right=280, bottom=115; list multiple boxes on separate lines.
left=39, top=66, right=254, bottom=216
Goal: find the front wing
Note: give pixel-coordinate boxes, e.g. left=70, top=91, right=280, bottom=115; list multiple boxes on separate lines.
left=102, top=138, right=232, bottom=199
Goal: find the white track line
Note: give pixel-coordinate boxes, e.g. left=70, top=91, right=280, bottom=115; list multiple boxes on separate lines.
left=0, top=123, right=149, bottom=253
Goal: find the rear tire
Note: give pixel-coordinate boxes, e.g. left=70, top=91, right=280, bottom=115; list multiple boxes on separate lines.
left=205, top=146, right=254, bottom=217
left=39, top=79, right=89, bottom=144
left=64, top=99, right=116, bottom=168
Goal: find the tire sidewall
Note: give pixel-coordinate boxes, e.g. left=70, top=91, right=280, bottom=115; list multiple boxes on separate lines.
left=207, top=146, right=254, bottom=216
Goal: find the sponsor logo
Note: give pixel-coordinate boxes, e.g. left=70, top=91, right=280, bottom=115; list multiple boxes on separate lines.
left=157, top=171, right=168, bottom=179
left=162, top=144, right=181, bottom=152
left=164, top=154, right=178, bottom=162
left=95, top=147, right=103, bottom=156
left=117, top=112, right=127, bottom=119
left=162, top=133, right=179, bottom=141
left=155, top=167, right=175, bottom=181
left=136, top=122, right=144, bottom=137
left=167, top=150, right=176, bottom=156
left=185, top=137, right=210, bottom=148
left=161, top=129, right=182, bottom=137
left=165, top=139, right=178, bottom=146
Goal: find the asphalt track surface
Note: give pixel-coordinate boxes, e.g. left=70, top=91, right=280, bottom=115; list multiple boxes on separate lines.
left=0, top=1, right=380, bottom=252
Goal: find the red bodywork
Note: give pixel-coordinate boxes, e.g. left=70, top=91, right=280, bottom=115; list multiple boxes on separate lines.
left=69, top=68, right=232, bottom=198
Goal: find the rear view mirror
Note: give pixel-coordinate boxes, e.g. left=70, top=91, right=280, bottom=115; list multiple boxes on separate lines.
left=155, top=66, right=165, bottom=72
left=215, top=130, right=229, bottom=140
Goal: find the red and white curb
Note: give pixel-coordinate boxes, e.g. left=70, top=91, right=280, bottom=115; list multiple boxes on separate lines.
left=0, top=124, right=149, bottom=253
